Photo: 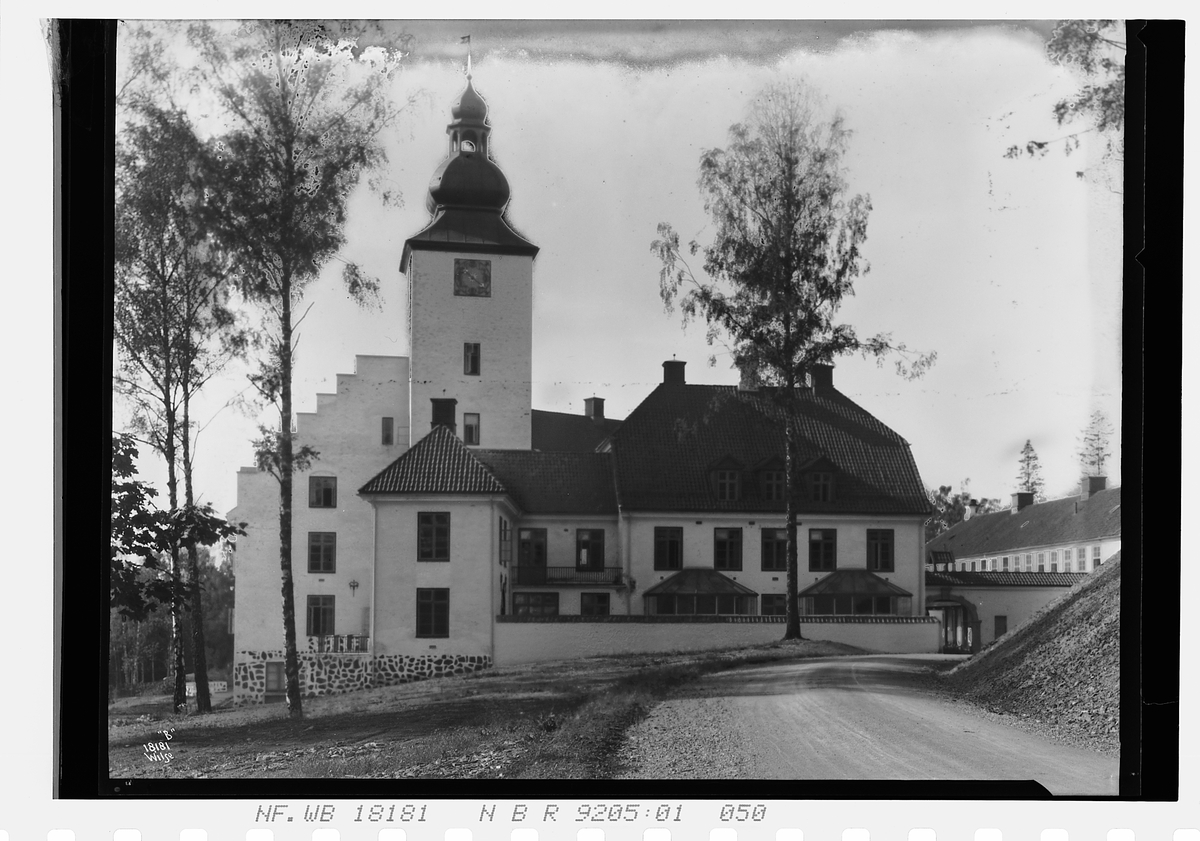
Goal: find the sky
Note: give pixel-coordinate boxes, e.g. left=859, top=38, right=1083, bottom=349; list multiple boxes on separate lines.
left=112, top=18, right=1124, bottom=518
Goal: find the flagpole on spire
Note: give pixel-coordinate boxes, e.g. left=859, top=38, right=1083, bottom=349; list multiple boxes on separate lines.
left=461, top=34, right=472, bottom=78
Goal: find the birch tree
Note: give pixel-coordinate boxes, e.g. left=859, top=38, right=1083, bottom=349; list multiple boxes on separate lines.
left=654, top=79, right=934, bottom=640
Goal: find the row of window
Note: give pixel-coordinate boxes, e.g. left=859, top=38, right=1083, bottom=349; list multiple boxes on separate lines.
left=955, top=545, right=1102, bottom=573
left=712, top=469, right=833, bottom=503
left=308, top=522, right=897, bottom=574
left=653, top=527, right=894, bottom=573
left=305, top=588, right=901, bottom=639
left=305, top=591, right=449, bottom=638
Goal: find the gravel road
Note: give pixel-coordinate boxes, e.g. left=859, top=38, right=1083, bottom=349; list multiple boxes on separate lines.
left=614, top=654, right=1118, bottom=794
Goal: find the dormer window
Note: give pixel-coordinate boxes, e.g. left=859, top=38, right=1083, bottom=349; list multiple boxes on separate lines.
left=810, top=471, right=833, bottom=502
left=762, top=470, right=786, bottom=502
left=715, top=470, right=741, bottom=501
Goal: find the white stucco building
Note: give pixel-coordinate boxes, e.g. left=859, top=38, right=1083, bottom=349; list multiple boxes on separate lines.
left=228, top=75, right=940, bottom=704
left=923, top=479, right=1121, bottom=652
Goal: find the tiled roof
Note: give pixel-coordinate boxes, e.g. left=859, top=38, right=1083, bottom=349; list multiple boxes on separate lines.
left=531, top=409, right=622, bottom=453
left=642, top=568, right=758, bottom=596
left=926, top=570, right=1088, bottom=588
left=797, top=569, right=913, bottom=598
left=400, top=208, right=538, bottom=272
left=925, top=487, right=1121, bottom=559
left=609, top=384, right=929, bottom=514
left=359, top=425, right=505, bottom=495
left=473, top=451, right=617, bottom=515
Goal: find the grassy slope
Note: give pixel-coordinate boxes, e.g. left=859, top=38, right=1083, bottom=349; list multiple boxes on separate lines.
left=109, top=639, right=861, bottom=779
left=939, top=553, right=1121, bottom=751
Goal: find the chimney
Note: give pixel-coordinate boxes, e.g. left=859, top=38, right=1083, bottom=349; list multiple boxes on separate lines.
left=662, top=359, right=687, bottom=385
left=1080, top=475, right=1107, bottom=501
left=1010, top=492, right=1034, bottom=513
left=584, top=396, right=605, bottom=425
left=430, top=398, right=457, bottom=433
left=809, top=363, right=834, bottom=389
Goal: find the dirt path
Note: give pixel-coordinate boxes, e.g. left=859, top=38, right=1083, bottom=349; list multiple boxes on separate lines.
left=615, top=654, right=1118, bottom=794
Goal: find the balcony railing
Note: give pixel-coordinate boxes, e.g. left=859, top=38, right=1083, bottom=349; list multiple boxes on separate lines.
left=511, top=565, right=624, bottom=586
left=307, top=634, right=370, bottom=653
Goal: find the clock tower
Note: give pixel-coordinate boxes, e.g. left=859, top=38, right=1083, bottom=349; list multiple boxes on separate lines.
left=401, top=74, right=539, bottom=450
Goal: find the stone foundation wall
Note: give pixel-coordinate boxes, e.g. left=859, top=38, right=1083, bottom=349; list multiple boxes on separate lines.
left=233, top=650, right=492, bottom=704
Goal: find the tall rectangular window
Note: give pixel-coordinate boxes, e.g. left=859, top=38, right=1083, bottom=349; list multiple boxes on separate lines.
left=714, top=528, right=743, bottom=570
left=994, top=615, right=1008, bottom=638
left=761, top=528, right=788, bottom=571
left=809, top=529, right=837, bottom=572
left=1049, top=550, right=1058, bottom=572
left=1001, top=556, right=1010, bottom=571
left=306, top=595, right=335, bottom=636
left=418, top=513, right=450, bottom=562
left=499, top=517, right=512, bottom=565
left=866, top=529, right=895, bottom=572
left=416, top=588, right=449, bottom=637
left=1036, top=552, right=1046, bottom=572
left=464, top=342, right=481, bottom=375
left=381, top=417, right=394, bottom=446
left=463, top=413, right=481, bottom=445
left=309, top=476, right=337, bottom=508
left=308, top=532, right=337, bottom=573
left=577, top=529, right=605, bottom=570
left=654, top=527, right=683, bottom=570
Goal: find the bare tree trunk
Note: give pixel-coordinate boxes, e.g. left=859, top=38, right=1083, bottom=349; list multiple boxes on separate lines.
left=278, top=283, right=303, bottom=719
left=783, top=420, right=803, bottom=640
left=181, top=394, right=212, bottom=713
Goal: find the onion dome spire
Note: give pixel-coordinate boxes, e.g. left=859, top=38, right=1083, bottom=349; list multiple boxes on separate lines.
left=426, top=75, right=510, bottom=214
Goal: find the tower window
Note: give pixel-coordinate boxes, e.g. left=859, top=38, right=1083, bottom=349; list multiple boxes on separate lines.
left=382, top=417, right=394, bottom=446
left=460, top=139, right=476, bottom=152
left=464, top=413, right=481, bottom=445
left=464, top=343, right=481, bottom=376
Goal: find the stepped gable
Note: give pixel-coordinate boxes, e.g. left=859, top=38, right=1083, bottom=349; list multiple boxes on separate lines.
left=926, top=487, right=1122, bottom=558
left=358, top=425, right=504, bottom=495
left=926, top=569, right=1088, bottom=588
left=531, top=408, right=622, bottom=453
left=473, top=451, right=617, bottom=515
left=609, top=383, right=929, bottom=513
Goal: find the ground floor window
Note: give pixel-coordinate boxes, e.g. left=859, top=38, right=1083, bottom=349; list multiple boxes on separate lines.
left=306, top=595, right=335, bottom=636
left=760, top=594, right=787, bottom=615
left=513, top=592, right=560, bottom=617
left=646, top=594, right=756, bottom=615
left=416, top=588, right=449, bottom=637
left=581, top=592, right=610, bottom=616
left=808, top=595, right=894, bottom=615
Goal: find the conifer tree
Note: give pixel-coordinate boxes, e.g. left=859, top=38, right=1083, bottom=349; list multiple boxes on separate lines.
left=1016, top=439, right=1047, bottom=501
left=1077, top=410, right=1114, bottom=475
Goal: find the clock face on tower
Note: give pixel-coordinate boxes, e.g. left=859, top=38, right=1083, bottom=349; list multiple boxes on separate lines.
left=453, top=258, right=492, bottom=297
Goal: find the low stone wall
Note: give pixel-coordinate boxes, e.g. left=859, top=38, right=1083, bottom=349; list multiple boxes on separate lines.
left=233, top=650, right=492, bottom=704
left=493, top=615, right=941, bottom=666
